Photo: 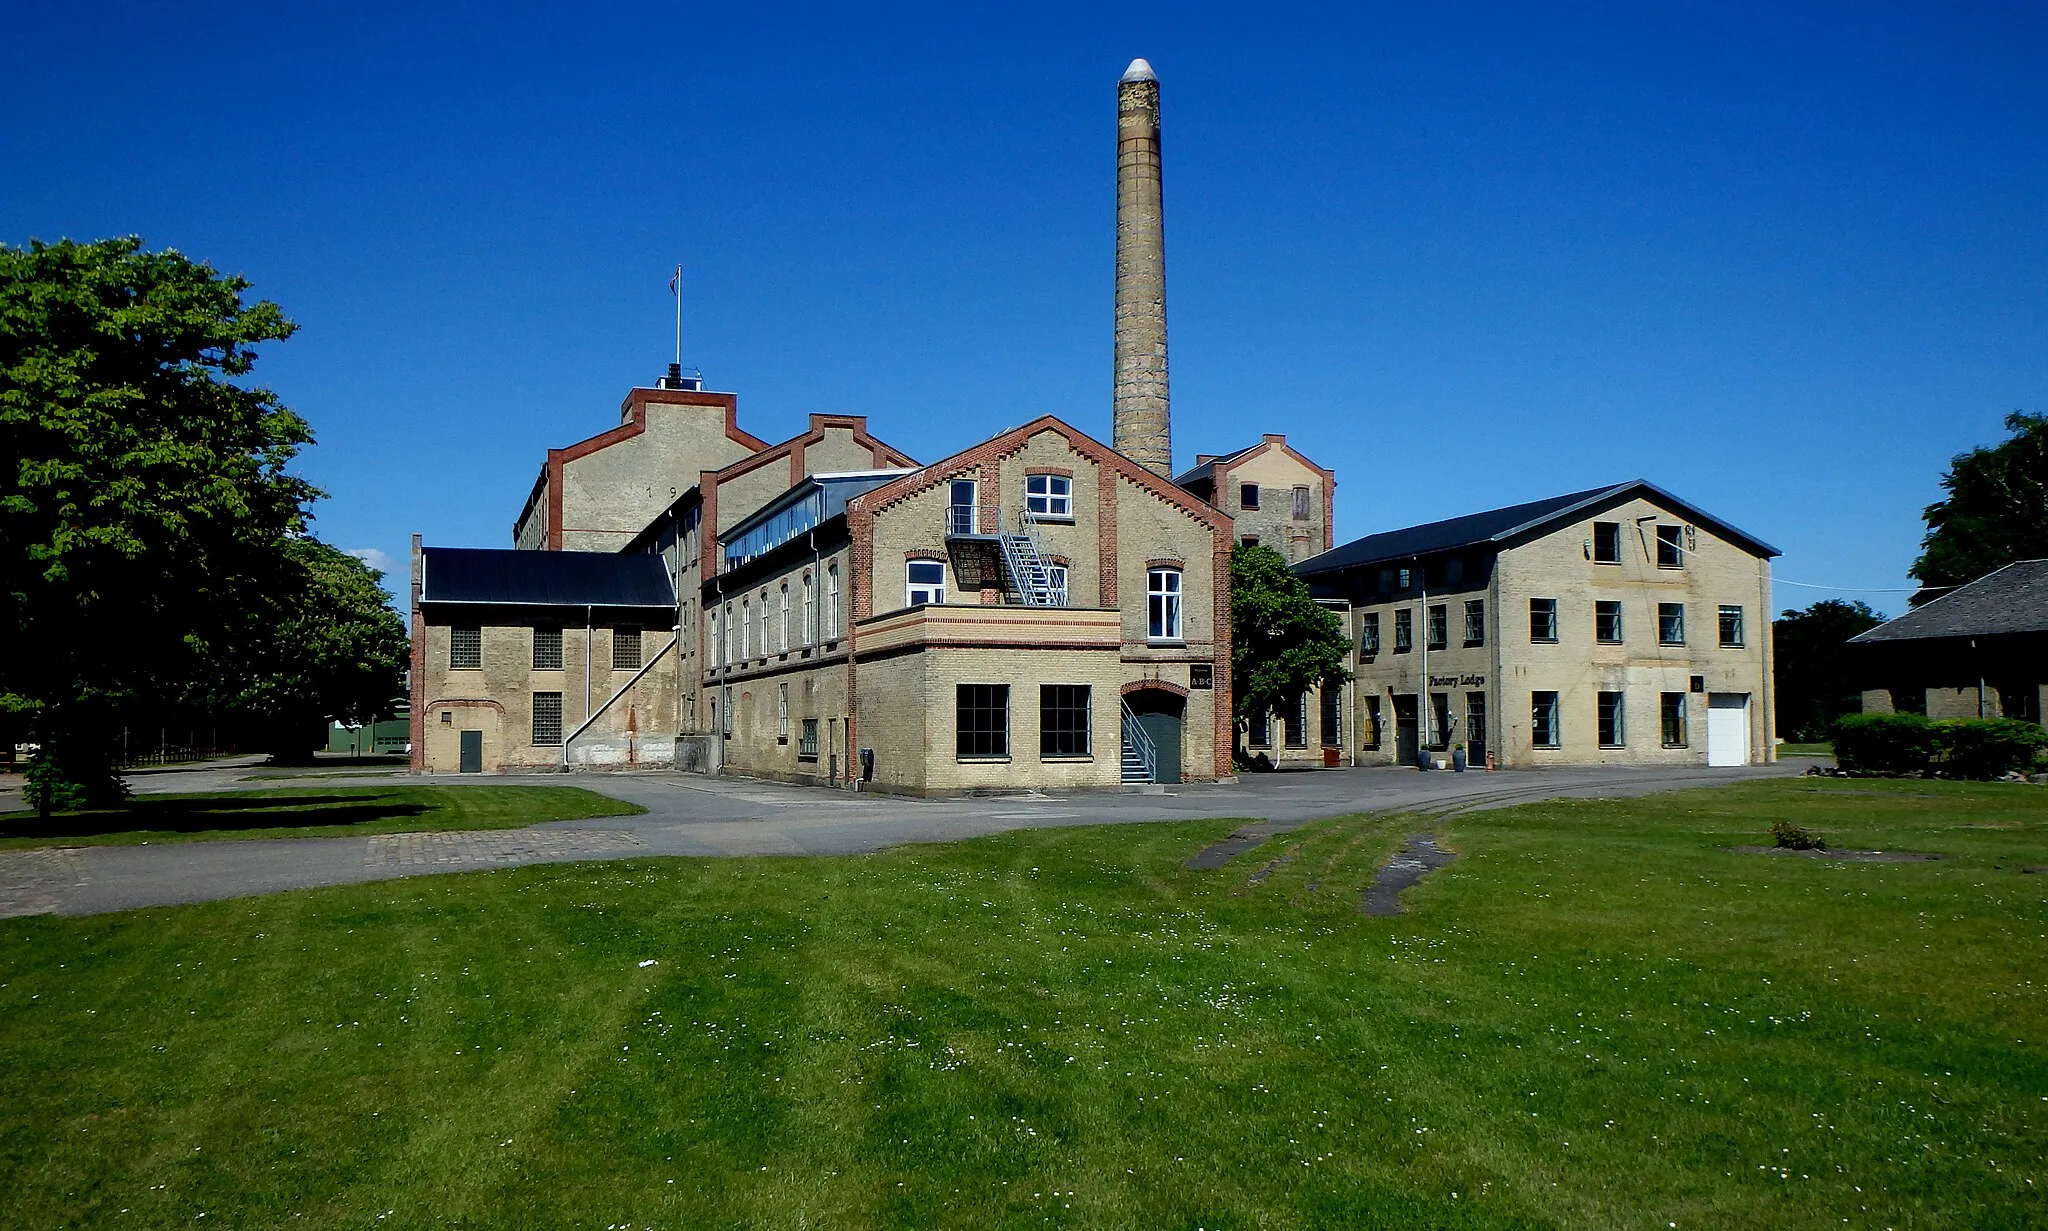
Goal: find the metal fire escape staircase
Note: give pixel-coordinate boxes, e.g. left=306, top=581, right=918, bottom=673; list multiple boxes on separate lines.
left=995, top=512, right=1059, bottom=607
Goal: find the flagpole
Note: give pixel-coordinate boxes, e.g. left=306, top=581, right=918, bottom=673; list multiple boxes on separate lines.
left=672, top=264, right=683, bottom=369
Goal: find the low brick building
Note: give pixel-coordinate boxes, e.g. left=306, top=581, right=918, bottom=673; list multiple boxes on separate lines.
left=1852, top=558, right=2048, bottom=723
left=1298, top=481, right=1779, bottom=769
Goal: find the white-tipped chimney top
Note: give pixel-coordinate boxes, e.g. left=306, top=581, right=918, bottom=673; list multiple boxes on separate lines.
left=1121, top=57, right=1156, bottom=83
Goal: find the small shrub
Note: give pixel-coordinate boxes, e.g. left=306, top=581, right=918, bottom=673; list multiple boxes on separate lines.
left=1936, top=718, right=2048, bottom=780
left=22, top=758, right=89, bottom=816
left=1771, top=819, right=1826, bottom=850
left=1832, top=712, right=1937, bottom=775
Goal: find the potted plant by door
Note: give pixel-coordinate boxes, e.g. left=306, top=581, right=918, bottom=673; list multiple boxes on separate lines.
left=1451, top=742, right=1467, bottom=772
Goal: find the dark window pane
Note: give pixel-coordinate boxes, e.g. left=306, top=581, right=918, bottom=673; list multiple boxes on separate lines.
left=1596, top=600, right=1624, bottom=644
left=1394, top=609, right=1413, bottom=651
left=612, top=627, right=641, bottom=670
left=533, top=626, right=563, bottom=671
left=1661, top=693, right=1687, bottom=746
left=1284, top=694, right=1307, bottom=748
left=1656, top=525, right=1684, bottom=568
left=450, top=626, right=481, bottom=670
left=1039, top=685, right=1091, bottom=758
left=1463, top=600, right=1485, bottom=647
left=956, top=684, right=1009, bottom=758
left=1531, top=691, right=1560, bottom=747
left=1320, top=682, right=1341, bottom=748
left=532, top=692, right=563, bottom=745
left=1593, top=521, right=1621, bottom=563
left=1530, top=599, right=1559, bottom=642
left=1718, top=605, right=1744, bottom=647
left=1597, top=691, right=1625, bottom=747
left=1240, top=483, right=1259, bottom=509
left=1659, top=603, right=1686, bottom=645
left=1426, top=604, right=1448, bottom=651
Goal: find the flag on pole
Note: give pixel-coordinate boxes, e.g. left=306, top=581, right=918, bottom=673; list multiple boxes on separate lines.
left=669, top=266, right=681, bottom=294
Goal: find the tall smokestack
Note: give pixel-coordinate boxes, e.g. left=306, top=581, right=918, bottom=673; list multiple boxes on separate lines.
left=1114, top=57, right=1171, bottom=477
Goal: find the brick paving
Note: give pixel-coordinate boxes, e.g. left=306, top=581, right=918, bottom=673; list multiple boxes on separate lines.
left=0, top=848, right=88, bottom=918
left=365, top=828, right=647, bottom=868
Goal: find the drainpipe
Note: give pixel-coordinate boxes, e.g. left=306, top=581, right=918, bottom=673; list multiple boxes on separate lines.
left=584, top=606, right=594, bottom=724
left=1417, top=559, right=1429, bottom=766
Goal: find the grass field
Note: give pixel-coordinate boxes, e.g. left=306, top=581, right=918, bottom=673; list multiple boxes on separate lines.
left=1776, top=742, right=1835, bottom=757
left=1, top=778, right=2043, bottom=1228
left=0, top=786, right=644, bottom=848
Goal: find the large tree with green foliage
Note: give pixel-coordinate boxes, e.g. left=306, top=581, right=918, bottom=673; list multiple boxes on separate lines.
left=1229, top=544, right=1352, bottom=740
left=1, top=237, right=325, bottom=805
left=1772, top=599, right=1886, bottom=743
left=1909, top=411, right=2048, bottom=604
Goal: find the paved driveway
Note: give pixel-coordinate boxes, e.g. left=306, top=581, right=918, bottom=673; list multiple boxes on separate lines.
left=0, top=760, right=1811, bottom=917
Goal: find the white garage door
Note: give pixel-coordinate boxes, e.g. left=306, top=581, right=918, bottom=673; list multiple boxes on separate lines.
left=1706, top=693, right=1750, bottom=767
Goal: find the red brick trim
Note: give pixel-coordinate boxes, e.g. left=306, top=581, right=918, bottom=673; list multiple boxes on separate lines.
left=1208, top=435, right=1339, bottom=553
left=1043, top=552, right=1071, bottom=568
left=1121, top=679, right=1188, bottom=698
left=1146, top=557, right=1186, bottom=570
left=904, top=547, right=947, bottom=562
left=531, top=388, right=762, bottom=550
left=423, top=697, right=508, bottom=715
left=1025, top=465, right=1075, bottom=478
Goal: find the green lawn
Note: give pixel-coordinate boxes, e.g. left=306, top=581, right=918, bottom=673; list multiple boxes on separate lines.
left=0, top=786, right=644, bottom=848
left=2, top=779, right=2043, bottom=1228
left=1777, top=742, right=1835, bottom=757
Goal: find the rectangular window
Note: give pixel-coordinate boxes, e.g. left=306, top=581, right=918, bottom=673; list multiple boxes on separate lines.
left=1039, top=685, right=1091, bottom=758
left=801, top=574, right=815, bottom=644
left=1428, top=693, right=1452, bottom=751
left=799, top=717, right=819, bottom=759
left=1659, top=602, right=1686, bottom=645
left=1148, top=568, right=1183, bottom=640
left=777, top=682, right=789, bottom=742
left=531, top=692, right=563, bottom=746
left=450, top=626, right=481, bottom=670
left=1463, top=600, right=1485, bottom=647
left=907, top=560, right=946, bottom=607
left=741, top=600, right=753, bottom=658
left=948, top=479, right=978, bottom=536
left=1359, top=612, right=1380, bottom=656
left=1426, top=604, right=1448, bottom=651
left=1597, top=691, right=1625, bottom=747
left=1592, top=521, right=1621, bottom=564
left=1394, top=608, right=1413, bottom=652
left=1530, top=598, right=1559, bottom=643
left=709, top=608, right=721, bottom=668
left=1320, top=682, right=1341, bottom=748
left=1718, top=605, right=1745, bottom=648
left=1656, top=524, right=1684, bottom=568
left=1248, top=707, right=1271, bottom=748
left=726, top=603, right=738, bottom=663
left=1661, top=692, right=1688, bottom=747
left=1595, top=600, right=1624, bottom=644
left=1240, top=483, right=1260, bottom=510
left=1025, top=473, right=1073, bottom=518
left=1361, top=695, right=1382, bottom=750
left=1045, top=564, right=1069, bottom=607
left=1531, top=691, right=1560, bottom=748
left=721, top=686, right=733, bottom=737
left=826, top=565, right=840, bottom=638
left=1284, top=694, right=1307, bottom=748
left=612, top=627, right=641, bottom=670
left=779, top=585, right=791, bottom=652
left=1292, top=486, right=1311, bottom=520
left=533, top=626, right=563, bottom=671
left=956, top=684, right=1009, bottom=758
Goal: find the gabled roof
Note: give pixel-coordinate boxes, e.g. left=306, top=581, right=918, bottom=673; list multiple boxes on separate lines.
left=1172, top=443, right=1259, bottom=488
left=1295, top=480, right=1780, bottom=575
left=1849, top=559, right=2048, bottom=644
left=421, top=547, right=675, bottom=608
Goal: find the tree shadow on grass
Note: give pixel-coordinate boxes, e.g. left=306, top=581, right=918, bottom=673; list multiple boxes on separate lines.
left=0, top=793, right=431, bottom=841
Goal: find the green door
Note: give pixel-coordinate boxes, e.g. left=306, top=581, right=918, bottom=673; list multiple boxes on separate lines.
left=1134, top=710, right=1181, bottom=784
left=459, top=730, right=483, bottom=774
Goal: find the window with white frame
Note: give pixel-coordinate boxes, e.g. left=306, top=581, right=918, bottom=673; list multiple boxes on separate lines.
left=1147, top=568, right=1182, bottom=641
left=801, top=573, right=815, bottom=645
left=724, top=603, right=737, bottom=665
left=1045, top=564, right=1069, bottom=607
left=907, top=560, right=946, bottom=607
left=758, top=589, right=770, bottom=654
left=741, top=599, right=752, bottom=659
left=779, top=584, right=791, bottom=652
left=1026, top=473, right=1072, bottom=519
left=777, top=682, right=789, bottom=742
left=826, top=564, right=840, bottom=639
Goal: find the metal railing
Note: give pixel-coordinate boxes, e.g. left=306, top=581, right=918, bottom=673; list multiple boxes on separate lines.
left=1120, top=700, right=1157, bottom=783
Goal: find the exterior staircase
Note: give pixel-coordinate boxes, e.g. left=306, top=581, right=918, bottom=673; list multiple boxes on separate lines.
left=1120, top=700, right=1157, bottom=785
left=996, top=516, right=1060, bottom=606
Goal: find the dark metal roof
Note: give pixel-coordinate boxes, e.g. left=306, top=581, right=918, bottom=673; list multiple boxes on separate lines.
left=1296, top=480, right=1780, bottom=575
left=1172, top=443, right=1258, bottom=489
left=1849, top=559, right=2048, bottom=644
left=421, top=547, right=675, bottom=608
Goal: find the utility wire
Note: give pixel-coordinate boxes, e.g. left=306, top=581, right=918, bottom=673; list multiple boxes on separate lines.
left=1772, top=577, right=1955, bottom=594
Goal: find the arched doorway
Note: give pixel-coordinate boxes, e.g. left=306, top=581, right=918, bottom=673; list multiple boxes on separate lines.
left=1123, top=686, right=1185, bottom=784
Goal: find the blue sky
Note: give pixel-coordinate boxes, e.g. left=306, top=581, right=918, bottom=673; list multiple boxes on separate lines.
left=5, top=1, right=2044, bottom=616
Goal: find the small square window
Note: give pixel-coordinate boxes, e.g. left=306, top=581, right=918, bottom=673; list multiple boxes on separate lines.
left=956, top=684, right=1009, bottom=758
left=1039, top=685, right=1091, bottom=758
left=1026, top=473, right=1072, bottom=518
left=1240, top=483, right=1260, bottom=510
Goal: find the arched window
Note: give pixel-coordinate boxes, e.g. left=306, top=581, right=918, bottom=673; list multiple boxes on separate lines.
left=826, top=564, right=841, bottom=639
left=779, top=583, right=791, bottom=652
left=741, top=598, right=752, bottom=660
left=801, top=573, right=815, bottom=645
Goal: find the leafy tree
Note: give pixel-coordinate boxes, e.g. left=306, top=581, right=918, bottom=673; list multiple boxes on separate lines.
left=1909, top=411, right=2048, bottom=603
left=1229, top=543, right=1352, bottom=738
left=1773, top=599, right=1885, bottom=743
left=1, top=236, right=316, bottom=808
left=206, top=538, right=409, bottom=759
